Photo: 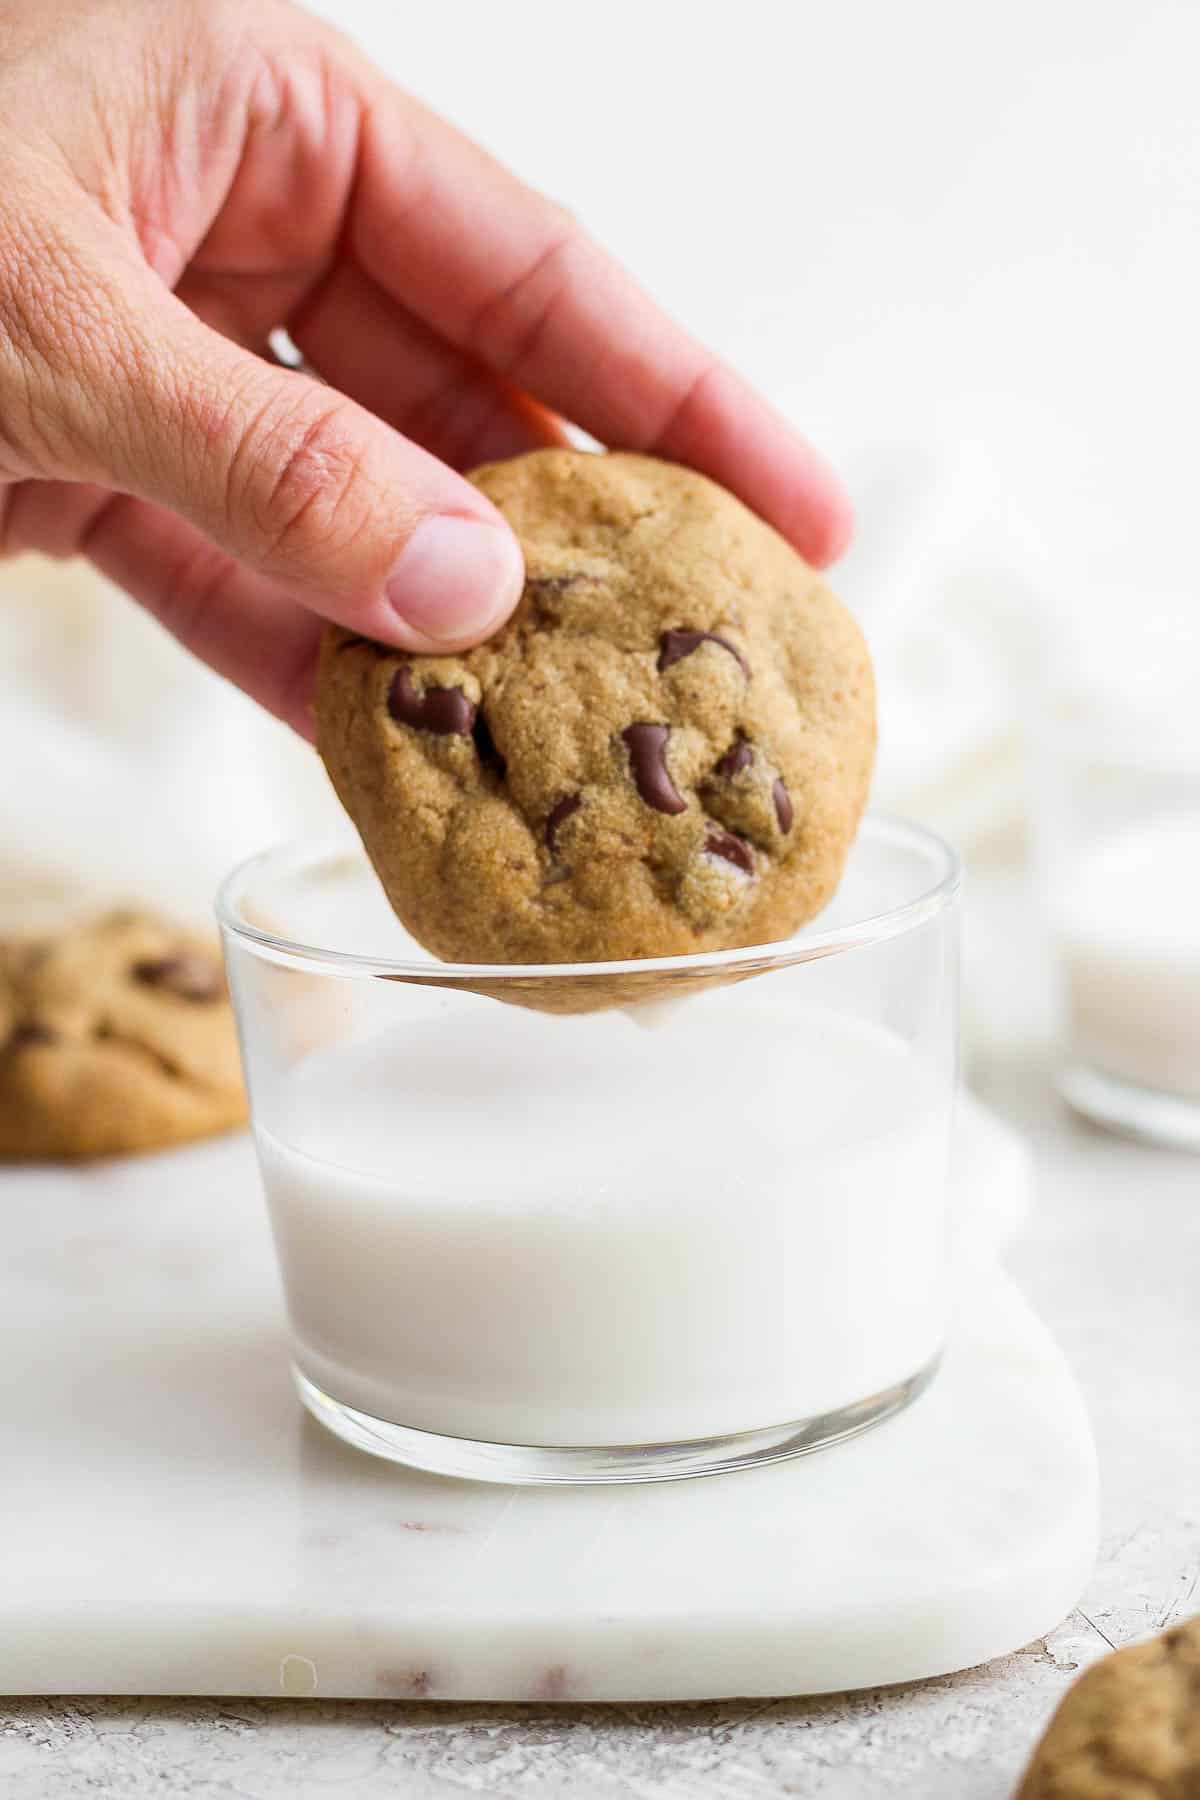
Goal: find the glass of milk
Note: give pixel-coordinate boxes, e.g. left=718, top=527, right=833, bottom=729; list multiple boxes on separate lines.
left=218, top=816, right=960, bottom=1485
left=1037, top=712, right=1200, bottom=1150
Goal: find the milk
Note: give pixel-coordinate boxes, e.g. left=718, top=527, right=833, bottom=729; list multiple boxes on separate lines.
left=255, top=999, right=953, bottom=1448
left=1055, top=814, right=1200, bottom=1102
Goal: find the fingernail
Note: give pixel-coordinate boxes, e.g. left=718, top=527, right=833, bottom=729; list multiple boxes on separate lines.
left=385, top=516, right=524, bottom=646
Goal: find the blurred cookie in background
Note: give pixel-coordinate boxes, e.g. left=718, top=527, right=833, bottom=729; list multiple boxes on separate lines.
left=1016, top=1615, right=1200, bottom=1799
left=0, top=911, right=247, bottom=1159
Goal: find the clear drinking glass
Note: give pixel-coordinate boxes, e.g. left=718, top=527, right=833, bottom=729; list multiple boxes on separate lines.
left=1035, top=713, right=1200, bottom=1150
left=218, top=815, right=960, bottom=1486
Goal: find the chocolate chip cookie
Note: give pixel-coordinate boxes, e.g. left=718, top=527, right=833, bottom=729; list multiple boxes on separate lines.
left=1017, top=1616, right=1200, bottom=1799
left=0, top=911, right=247, bottom=1159
left=316, top=450, right=875, bottom=970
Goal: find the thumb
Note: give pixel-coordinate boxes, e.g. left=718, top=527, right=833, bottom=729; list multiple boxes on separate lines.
left=37, top=276, right=526, bottom=652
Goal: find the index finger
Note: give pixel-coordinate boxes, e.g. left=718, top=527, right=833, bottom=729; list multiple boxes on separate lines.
left=345, top=85, right=852, bottom=566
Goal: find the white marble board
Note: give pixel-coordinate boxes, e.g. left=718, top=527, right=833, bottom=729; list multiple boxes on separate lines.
left=0, top=1096, right=1097, bottom=1702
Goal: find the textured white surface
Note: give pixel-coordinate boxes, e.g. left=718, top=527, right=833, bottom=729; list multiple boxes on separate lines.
left=0, top=1099, right=1093, bottom=1707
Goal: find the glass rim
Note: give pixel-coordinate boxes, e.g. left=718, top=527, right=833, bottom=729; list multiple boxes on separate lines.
left=215, top=811, right=961, bottom=984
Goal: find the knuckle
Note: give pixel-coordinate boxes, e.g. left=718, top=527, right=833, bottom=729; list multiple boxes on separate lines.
left=465, top=222, right=582, bottom=379
left=538, top=192, right=579, bottom=235
left=652, top=356, right=723, bottom=447
left=402, top=364, right=487, bottom=468
left=230, top=385, right=377, bottom=570
left=157, top=534, right=238, bottom=654
left=404, top=369, right=546, bottom=478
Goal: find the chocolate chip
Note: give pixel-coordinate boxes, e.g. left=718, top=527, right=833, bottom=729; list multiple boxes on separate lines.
left=713, top=734, right=754, bottom=779
left=621, top=724, right=688, bottom=816
left=545, top=793, right=582, bottom=853
left=525, top=574, right=584, bottom=624
left=5, top=1021, right=57, bottom=1051
left=705, top=829, right=755, bottom=874
left=772, top=778, right=794, bottom=834
left=658, top=629, right=750, bottom=679
left=388, top=666, right=476, bottom=736
left=132, top=954, right=224, bottom=1002
left=471, top=710, right=506, bottom=779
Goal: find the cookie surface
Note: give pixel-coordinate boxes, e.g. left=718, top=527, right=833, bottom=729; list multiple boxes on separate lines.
left=316, top=451, right=875, bottom=967
left=0, top=911, right=247, bottom=1159
left=1017, top=1616, right=1200, bottom=1799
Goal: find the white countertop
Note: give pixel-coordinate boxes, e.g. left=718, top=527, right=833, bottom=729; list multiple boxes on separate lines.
left=1, top=873, right=1196, bottom=1799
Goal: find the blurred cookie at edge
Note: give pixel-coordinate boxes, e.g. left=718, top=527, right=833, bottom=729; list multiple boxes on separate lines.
left=0, top=910, right=247, bottom=1159
left=1016, top=1615, right=1200, bottom=1799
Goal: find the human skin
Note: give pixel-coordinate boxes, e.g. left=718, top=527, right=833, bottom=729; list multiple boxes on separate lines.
left=0, top=0, right=851, bottom=738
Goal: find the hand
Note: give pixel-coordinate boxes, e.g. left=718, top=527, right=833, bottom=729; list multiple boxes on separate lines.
left=0, top=0, right=851, bottom=736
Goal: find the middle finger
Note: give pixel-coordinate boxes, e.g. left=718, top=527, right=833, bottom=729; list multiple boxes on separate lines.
left=288, top=258, right=567, bottom=472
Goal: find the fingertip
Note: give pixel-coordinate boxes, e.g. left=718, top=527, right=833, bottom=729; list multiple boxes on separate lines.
left=382, top=512, right=526, bottom=651
left=803, top=485, right=855, bottom=569
left=648, top=362, right=854, bottom=571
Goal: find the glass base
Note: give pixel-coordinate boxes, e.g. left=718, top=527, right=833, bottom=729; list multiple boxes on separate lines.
left=1060, top=1062, right=1200, bottom=1152
left=294, top=1356, right=942, bottom=1486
